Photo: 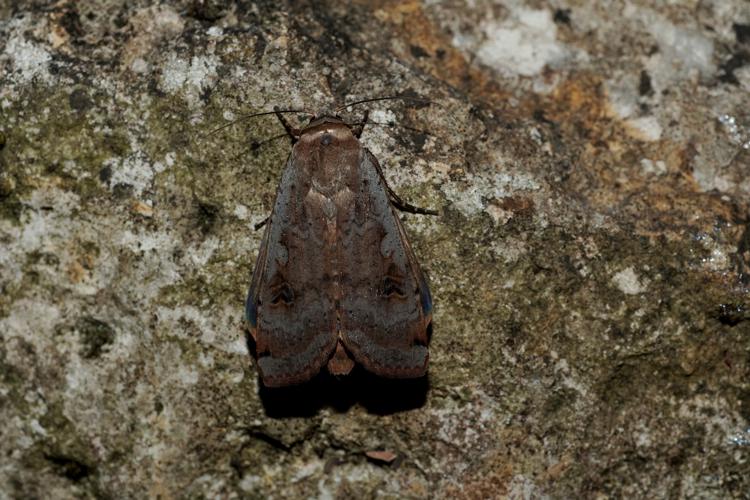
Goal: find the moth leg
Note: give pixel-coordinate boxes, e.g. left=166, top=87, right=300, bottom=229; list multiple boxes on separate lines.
left=254, top=216, right=269, bottom=230
left=352, top=109, right=369, bottom=139
left=273, top=106, right=300, bottom=143
left=370, top=153, right=438, bottom=216
left=389, top=194, right=438, bottom=216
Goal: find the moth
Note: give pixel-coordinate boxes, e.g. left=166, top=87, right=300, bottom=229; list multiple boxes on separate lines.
left=244, top=103, right=435, bottom=387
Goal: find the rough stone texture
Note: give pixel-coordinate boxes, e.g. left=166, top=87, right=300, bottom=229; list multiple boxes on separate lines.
left=1, top=1, right=749, bottom=498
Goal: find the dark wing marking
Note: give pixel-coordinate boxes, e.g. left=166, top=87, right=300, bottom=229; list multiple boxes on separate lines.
left=246, top=152, right=337, bottom=387
left=338, top=149, right=431, bottom=378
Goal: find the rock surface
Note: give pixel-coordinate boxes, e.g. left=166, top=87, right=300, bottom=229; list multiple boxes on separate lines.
left=1, top=1, right=749, bottom=498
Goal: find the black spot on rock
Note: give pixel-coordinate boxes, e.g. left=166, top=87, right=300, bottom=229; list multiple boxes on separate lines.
left=112, top=183, right=133, bottom=198
left=554, top=9, right=571, bottom=25
left=44, top=453, right=93, bottom=482
left=410, top=44, right=430, bottom=59
left=98, top=165, right=112, bottom=184
left=77, top=317, right=116, bottom=358
left=69, top=88, right=92, bottom=112
left=190, top=0, right=227, bottom=21
left=639, top=70, right=653, bottom=96
left=59, top=7, right=84, bottom=40
left=719, top=51, right=750, bottom=85
left=733, top=23, right=750, bottom=45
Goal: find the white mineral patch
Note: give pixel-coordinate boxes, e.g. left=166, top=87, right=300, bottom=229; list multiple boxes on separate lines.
left=640, top=158, right=667, bottom=176
left=104, top=152, right=155, bottom=196
left=29, top=419, right=47, bottom=437
left=198, top=352, right=214, bottom=368
left=227, top=335, right=249, bottom=356
left=3, top=34, right=52, bottom=84
left=233, top=204, right=250, bottom=220
left=160, top=54, right=219, bottom=102
left=370, top=109, right=396, bottom=125
left=441, top=171, right=541, bottom=219
left=693, top=158, right=733, bottom=193
left=507, top=475, right=543, bottom=499
left=239, top=474, right=261, bottom=491
left=473, top=9, right=570, bottom=77
left=190, top=236, right=219, bottom=266
left=119, top=227, right=176, bottom=253
left=0, top=299, right=61, bottom=349
left=625, top=116, right=662, bottom=142
left=130, top=57, right=149, bottom=74
left=627, top=6, right=716, bottom=92
left=693, top=232, right=732, bottom=272
left=177, top=365, right=200, bottom=385
left=18, top=189, right=80, bottom=252
left=634, top=422, right=653, bottom=448
left=677, top=394, right=747, bottom=453
left=207, top=26, right=224, bottom=37
left=729, top=427, right=750, bottom=447
left=605, top=76, right=663, bottom=141
left=492, top=235, right=526, bottom=263
left=156, top=305, right=211, bottom=340
left=647, top=16, right=714, bottom=78
left=605, top=74, right=639, bottom=120
left=555, top=357, right=588, bottom=397
left=291, top=460, right=322, bottom=482
left=612, top=267, right=647, bottom=295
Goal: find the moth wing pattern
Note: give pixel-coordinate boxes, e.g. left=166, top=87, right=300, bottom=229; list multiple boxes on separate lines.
left=339, top=149, right=432, bottom=378
left=245, top=152, right=338, bottom=387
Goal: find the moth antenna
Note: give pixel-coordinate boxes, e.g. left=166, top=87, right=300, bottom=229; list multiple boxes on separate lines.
left=348, top=120, right=440, bottom=139
left=335, top=95, right=432, bottom=114
left=250, top=132, right=290, bottom=152
left=203, top=109, right=313, bottom=137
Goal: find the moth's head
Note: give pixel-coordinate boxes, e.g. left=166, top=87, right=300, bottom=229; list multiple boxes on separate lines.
left=305, top=114, right=345, bottom=128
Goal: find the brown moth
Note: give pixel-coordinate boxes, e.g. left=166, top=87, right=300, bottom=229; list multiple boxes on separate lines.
left=245, top=106, right=434, bottom=387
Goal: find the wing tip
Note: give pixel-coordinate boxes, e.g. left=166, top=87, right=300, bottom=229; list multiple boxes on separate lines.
left=342, top=331, right=429, bottom=379
left=256, top=336, right=337, bottom=388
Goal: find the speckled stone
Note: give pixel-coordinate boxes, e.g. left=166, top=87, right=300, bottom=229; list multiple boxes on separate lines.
left=1, top=1, right=748, bottom=498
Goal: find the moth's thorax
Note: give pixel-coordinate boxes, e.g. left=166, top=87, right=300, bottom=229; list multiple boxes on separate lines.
left=294, top=119, right=360, bottom=194
left=298, top=119, right=356, bottom=144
